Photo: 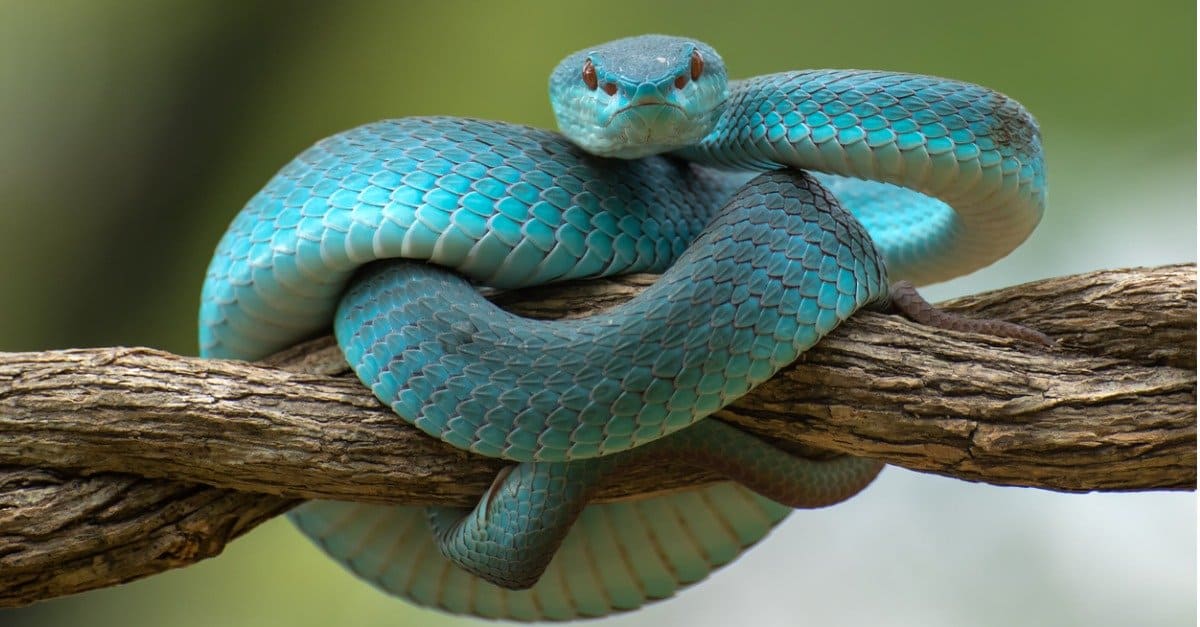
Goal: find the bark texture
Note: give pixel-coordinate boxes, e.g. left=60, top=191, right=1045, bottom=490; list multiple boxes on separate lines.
left=0, top=263, right=1194, bottom=606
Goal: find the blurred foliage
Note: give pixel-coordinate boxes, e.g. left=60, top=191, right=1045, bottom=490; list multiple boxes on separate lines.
left=0, top=1, right=1194, bottom=626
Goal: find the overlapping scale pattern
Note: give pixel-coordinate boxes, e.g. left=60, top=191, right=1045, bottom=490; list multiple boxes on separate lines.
left=309, top=170, right=888, bottom=608
left=682, top=70, right=1045, bottom=284
left=200, top=117, right=737, bottom=360
left=334, top=171, right=886, bottom=463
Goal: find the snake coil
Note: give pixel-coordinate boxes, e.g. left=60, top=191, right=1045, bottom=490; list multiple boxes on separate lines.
left=200, top=35, right=1044, bottom=620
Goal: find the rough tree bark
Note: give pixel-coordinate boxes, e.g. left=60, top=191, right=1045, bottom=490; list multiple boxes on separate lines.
left=0, top=263, right=1194, bottom=607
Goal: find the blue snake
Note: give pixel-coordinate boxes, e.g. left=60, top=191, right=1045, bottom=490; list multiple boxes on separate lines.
left=199, top=35, right=1044, bottom=620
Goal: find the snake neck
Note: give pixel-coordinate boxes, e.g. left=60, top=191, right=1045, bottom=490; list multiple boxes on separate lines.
left=679, top=71, right=1045, bottom=285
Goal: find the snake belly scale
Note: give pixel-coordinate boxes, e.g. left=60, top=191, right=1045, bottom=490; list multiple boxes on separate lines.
left=199, top=35, right=1044, bottom=620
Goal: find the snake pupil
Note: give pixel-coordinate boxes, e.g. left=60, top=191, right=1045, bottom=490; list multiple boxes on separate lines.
left=582, top=58, right=598, bottom=90
left=690, top=49, right=704, bottom=80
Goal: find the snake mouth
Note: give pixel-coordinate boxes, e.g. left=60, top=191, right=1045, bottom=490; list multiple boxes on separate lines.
left=604, top=102, right=688, bottom=127
left=588, top=100, right=711, bottom=158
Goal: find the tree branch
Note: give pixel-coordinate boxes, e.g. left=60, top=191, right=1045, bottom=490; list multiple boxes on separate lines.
left=0, top=264, right=1194, bottom=606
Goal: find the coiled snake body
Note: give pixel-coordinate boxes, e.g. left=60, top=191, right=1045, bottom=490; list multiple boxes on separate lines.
left=199, top=35, right=1044, bottom=620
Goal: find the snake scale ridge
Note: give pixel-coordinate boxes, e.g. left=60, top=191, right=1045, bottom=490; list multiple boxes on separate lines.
left=199, top=35, right=1045, bottom=620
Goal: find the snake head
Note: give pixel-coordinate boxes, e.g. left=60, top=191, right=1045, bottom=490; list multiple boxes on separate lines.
left=549, top=34, right=728, bottom=159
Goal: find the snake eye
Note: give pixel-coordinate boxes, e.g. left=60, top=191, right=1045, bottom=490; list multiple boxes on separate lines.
left=602, top=82, right=618, bottom=96
left=690, top=49, right=704, bottom=81
left=582, top=58, right=598, bottom=90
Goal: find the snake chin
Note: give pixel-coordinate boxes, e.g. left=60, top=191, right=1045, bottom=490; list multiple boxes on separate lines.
left=594, top=104, right=704, bottom=158
left=607, top=101, right=685, bottom=120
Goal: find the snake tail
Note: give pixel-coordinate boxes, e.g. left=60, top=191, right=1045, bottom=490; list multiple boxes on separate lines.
left=889, top=280, right=1054, bottom=345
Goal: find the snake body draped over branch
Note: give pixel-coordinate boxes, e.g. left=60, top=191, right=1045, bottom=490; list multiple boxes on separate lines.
left=199, top=34, right=1045, bottom=620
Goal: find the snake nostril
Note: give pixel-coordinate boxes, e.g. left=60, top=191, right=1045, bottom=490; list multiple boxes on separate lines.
left=674, top=75, right=688, bottom=90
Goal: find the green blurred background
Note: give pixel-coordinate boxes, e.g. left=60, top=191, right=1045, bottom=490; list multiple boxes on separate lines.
left=0, top=1, right=1194, bottom=626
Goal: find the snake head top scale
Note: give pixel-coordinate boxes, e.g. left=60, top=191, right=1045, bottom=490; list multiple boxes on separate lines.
left=549, top=34, right=729, bottom=158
